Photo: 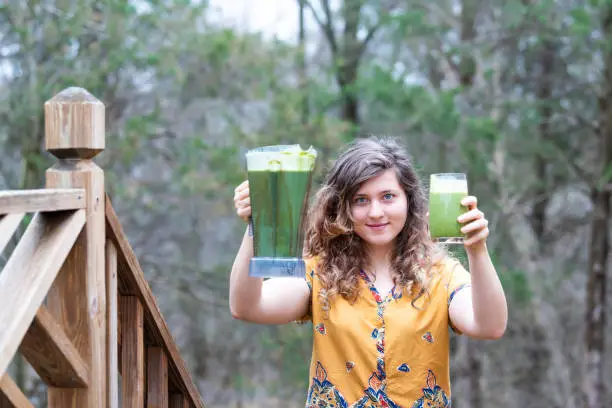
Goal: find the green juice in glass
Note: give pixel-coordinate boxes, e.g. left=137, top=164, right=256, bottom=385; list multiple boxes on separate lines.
left=428, top=173, right=468, bottom=241
left=247, top=170, right=312, bottom=258
left=246, top=145, right=317, bottom=277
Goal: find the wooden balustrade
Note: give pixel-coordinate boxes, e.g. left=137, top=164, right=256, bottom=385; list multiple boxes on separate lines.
left=0, top=189, right=85, bottom=215
left=0, top=87, right=206, bottom=408
left=106, top=196, right=204, bottom=407
left=0, top=210, right=86, bottom=379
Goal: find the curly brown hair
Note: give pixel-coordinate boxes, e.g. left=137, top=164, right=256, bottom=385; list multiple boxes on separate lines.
left=304, top=136, right=447, bottom=313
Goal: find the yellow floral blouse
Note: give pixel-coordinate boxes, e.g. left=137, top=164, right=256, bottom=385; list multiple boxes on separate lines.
left=297, top=257, right=471, bottom=408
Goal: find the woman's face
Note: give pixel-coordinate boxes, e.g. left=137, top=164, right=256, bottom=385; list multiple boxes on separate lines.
left=349, top=168, right=408, bottom=252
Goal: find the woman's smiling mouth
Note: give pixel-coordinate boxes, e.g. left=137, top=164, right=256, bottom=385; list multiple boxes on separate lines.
left=367, top=223, right=388, bottom=231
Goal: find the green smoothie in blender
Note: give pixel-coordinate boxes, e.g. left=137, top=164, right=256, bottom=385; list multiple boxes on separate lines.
left=246, top=145, right=317, bottom=277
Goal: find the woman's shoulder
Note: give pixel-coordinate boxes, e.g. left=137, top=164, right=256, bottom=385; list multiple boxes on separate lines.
left=434, top=255, right=462, bottom=274
left=303, top=255, right=322, bottom=272
left=425, top=254, right=470, bottom=298
left=426, top=255, right=464, bottom=286
left=302, top=255, right=322, bottom=287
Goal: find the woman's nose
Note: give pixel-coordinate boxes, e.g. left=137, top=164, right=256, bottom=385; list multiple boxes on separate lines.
left=368, top=200, right=384, bottom=217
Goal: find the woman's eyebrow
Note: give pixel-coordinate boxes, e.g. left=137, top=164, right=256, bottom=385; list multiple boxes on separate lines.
left=354, top=189, right=396, bottom=196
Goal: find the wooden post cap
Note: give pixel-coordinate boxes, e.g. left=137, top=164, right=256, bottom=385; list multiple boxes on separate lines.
left=45, top=87, right=105, bottom=159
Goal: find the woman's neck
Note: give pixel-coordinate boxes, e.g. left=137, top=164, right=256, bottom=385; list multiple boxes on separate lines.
left=365, top=246, right=394, bottom=277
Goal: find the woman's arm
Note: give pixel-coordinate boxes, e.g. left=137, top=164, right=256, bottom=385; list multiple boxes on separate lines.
left=229, top=181, right=310, bottom=325
left=448, top=196, right=508, bottom=339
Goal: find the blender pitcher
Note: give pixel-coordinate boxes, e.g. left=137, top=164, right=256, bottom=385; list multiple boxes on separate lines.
left=246, top=145, right=317, bottom=277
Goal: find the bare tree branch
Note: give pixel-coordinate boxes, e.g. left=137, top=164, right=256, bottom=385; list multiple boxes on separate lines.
left=414, top=1, right=459, bottom=31
left=358, top=0, right=403, bottom=56
left=302, top=0, right=337, bottom=54
left=357, top=20, right=386, bottom=58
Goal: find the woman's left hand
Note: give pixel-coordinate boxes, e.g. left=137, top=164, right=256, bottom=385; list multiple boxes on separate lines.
left=458, top=196, right=489, bottom=251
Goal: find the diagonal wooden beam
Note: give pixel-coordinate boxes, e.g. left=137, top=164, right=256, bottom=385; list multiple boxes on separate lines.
left=19, top=305, right=89, bottom=388
left=0, top=189, right=85, bottom=215
left=0, top=374, right=34, bottom=408
left=0, top=210, right=86, bottom=378
left=0, top=213, right=24, bottom=255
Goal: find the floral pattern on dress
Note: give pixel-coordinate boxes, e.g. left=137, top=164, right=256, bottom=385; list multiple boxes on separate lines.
left=359, top=270, right=390, bottom=387
left=411, top=370, right=451, bottom=408
left=397, top=363, right=410, bottom=373
left=307, top=362, right=403, bottom=408
left=422, top=332, right=434, bottom=344
left=351, top=372, right=401, bottom=408
left=306, top=362, right=348, bottom=408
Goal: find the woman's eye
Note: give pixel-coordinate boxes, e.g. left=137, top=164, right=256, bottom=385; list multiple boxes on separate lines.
left=383, top=193, right=394, bottom=200
left=354, top=197, right=368, bottom=204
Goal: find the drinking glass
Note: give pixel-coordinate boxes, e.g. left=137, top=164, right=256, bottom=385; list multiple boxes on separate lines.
left=428, top=173, right=468, bottom=244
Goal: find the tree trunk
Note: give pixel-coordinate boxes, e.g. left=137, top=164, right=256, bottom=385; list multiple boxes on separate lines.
left=583, top=7, right=612, bottom=408
left=458, top=0, right=478, bottom=87
left=583, top=188, right=608, bottom=408
left=532, top=40, right=555, bottom=240
left=338, top=1, right=362, bottom=127
left=307, top=0, right=381, bottom=131
left=338, top=74, right=359, bottom=125
left=298, top=0, right=309, bottom=126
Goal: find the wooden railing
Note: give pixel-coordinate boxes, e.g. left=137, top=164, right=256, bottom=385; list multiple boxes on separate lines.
left=0, top=87, right=206, bottom=408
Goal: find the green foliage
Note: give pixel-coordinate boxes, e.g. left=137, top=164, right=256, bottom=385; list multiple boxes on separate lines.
left=390, top=9, right=437, bottom=37
left=423, top=90, right=462, bottom=139
left=260, top=325, right=312, bottom=390
left=502, top=0, right=528, bottom=29
left=597, top=162, right=612, bottom=190
left=460, top=116, right=500, bottom=178
left=499, top=268, right=533, bottom=306
left=569, top=7, right=593, bottom=36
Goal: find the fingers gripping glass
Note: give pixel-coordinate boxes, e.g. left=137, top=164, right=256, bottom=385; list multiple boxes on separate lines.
left=428, top=173, right=468, bottom=244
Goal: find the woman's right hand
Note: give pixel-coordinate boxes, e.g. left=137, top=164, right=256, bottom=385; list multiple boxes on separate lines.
left=233, top=180, right=251, bottom=222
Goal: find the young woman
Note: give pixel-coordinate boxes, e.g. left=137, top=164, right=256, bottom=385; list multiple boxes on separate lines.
left=230, top=136, right=507, bottom=407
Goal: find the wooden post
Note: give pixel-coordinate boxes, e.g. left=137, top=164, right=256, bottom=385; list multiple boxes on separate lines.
left=170, top=394, right=190, bottom=408
left=44, top=87, right=106, bottom=407
left=147, top=347, right=169, bottom=408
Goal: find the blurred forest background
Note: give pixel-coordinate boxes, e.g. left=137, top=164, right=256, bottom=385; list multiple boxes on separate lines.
left=1, top=0, right=611, bottom=407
